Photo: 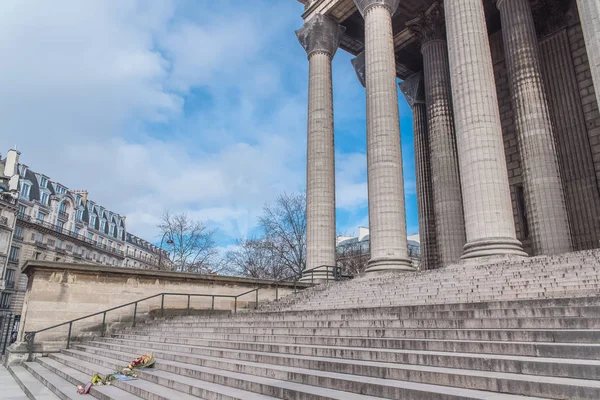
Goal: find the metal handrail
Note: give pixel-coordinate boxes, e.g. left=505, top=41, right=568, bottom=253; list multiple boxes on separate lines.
left=23, top=287, right=269, bottom=362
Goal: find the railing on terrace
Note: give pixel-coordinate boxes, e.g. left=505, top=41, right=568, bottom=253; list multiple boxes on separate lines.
left=57, top=210, right=69, bottom=220
left=23, top=266, right=349, bottom=362
left=17, top=213, right=124, bottom=257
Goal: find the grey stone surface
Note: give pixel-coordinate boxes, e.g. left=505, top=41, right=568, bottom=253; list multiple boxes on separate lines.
left=408, top=2, right=466, bottom=266
left=445, top=0, right=527, bottom=259
left=539, top=28, right=600, bottom=251
left=355, top=0, right=414, bottom=273
left=353, top=0, right=400, bottom=16
left=296, top=14, right=344, bottom=279
left=577, top=0, right=600, bottom=108
left=399, top=73, right=439, bottom=270
left=351, top=51, right=365, bottom=88
left=498, top=0, right=572, bottom=256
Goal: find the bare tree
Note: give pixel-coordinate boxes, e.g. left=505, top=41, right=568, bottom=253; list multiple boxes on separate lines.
left=157, top=211, right=219, bottom=274
left=258, top=192, right=306, bottom=276
left=224, top=239, right=287, bottom=279
left=336, top=241, right=369, bottom=276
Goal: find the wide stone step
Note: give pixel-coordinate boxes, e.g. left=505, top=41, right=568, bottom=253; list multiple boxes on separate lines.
left=133, top=317, right=600, bottom=331
left=123, top=326, right=600, bottom=342
left=45, top=352, right=274, bottom=400
left=24, top=359, right=137, bottom=400
left=82, top=338, right=600, bottom=380
left=7, top=365, right=60, bottom=400
left=110, top=333, right=600, bottom=359
left=53, top=350, right=384, bottom=400
left=60, top=346, right=546, bottom=400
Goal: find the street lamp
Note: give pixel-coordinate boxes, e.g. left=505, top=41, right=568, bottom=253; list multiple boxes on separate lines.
left=158, top=232, right=174, bottom=269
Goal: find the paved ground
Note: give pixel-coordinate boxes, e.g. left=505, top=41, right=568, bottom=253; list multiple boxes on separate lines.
left=0, top=365, right=27, bottom=400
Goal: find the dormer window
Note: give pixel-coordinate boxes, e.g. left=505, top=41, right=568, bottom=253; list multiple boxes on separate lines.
left=40, top=176, right=48, bottom=188
left=20, top=182, right=31, bottom=200
left=90, top=214, right=97, bottom=227
left=109, top=224, right=115, bottom=236
left=41, top=192, right=49, bottom=206
left=100, top=220, right=106, bottom=231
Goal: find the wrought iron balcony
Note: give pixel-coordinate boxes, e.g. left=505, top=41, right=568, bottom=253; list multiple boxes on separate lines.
left=4, top=280, right=14, bottom=289
left=58, top=210, right=69, bottom=220
left=8, top=256, right=19, bottom=263
left=17, top=213, right=124, bottom=257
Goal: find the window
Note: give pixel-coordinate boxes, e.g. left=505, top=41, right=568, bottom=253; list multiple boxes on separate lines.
left=97, top=238, right=103, bottom=247
left=36, top=232, right=43, bottom=243
left=41, top=192, right=49, bottom=206
left=56, top=239, right=62, bottom=249
left=14, top=225, right=23, bottom=240
left=74, top=227, right=80, bottom=236
left=100, top=220, right=106, bottom=232
left=9, top=246, right=19, bottom=261
left=76, top=195, right=82, bottom=207
left=37, top=212, right=45, bottom=222
left=109, top=224, right=115, bottom=236
left=5, top=269, right=15, bottom=284
left=59, top=202, right=67, bottom=212
left=18, top=204, right=26, bottom=216
left=55, top=185, right=66, bottom=195
left=40, top=176, right=48, bottom=188
left=88, top=202, right=93, bottom=212
left=118, top=228, right=124, bottom=239
left=0, top=293, right=11, bottom=309
left=87, top=232, right=93, bottom=240
left=90, top=215, right=97, bottom=227
left=56, top=220, right=64, bottom=231
left=19, top=182, right=31, bottom=200
left=76, top=210, right=83, bottom=221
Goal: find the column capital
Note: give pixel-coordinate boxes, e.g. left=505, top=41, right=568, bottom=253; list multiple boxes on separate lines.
left=406, top=2, right=446, bottom=46
left=398, top=71, right=425, bottom=108
left=351, top=51, right=366, bottom=87
left=529, top=0, right=575, bottom=38
left=354, top=0, right=400, bottom=17
left=296, top=14, right=346, bottom=59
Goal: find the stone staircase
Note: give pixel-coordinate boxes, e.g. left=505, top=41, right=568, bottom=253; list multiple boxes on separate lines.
left=6, top=249, right=600, bottom=399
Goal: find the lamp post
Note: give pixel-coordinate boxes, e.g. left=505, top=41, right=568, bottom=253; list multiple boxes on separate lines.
left=158, top=231, right=173, bottom=269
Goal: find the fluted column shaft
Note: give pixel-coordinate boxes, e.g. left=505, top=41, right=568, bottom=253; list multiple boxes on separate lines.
left=413, top=101, right=438, bottom=270
left=577, top=0, right=600, bottom=107
left=296, top=15, right=345, bottom=280
left=497, top=0, right=572, bottom=255
left=306, top=52, right=336, bottom=275
left=357, top=0, right=414, bottom=272
left=422, top=38, right=466, bottom=266
left=445, top=0, right=526, bottom=258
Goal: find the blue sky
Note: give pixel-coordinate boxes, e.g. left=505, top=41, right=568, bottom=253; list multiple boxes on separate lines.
left=0, top=0, right=417, bottom=249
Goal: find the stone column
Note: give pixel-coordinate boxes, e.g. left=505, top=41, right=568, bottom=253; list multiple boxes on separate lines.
left=445, top=0, right=527, bottom=259
left=497, top=0, right=572, bottom=255
left=407, top=3, right=466, bottom=266
left=353, top=0, right=415, bottom=272
left=296, top=15, right=345, bottom=280
left=399, top=72, right=439, bottom=270
left=577, top=0, right=600, bottom=107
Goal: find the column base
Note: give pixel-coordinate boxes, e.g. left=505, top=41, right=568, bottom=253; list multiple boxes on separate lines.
left=461, top=237, right=528, bottom=260
left=365, top=256, right=416, bottom=274
left=299, top=267, right=335, bottom=283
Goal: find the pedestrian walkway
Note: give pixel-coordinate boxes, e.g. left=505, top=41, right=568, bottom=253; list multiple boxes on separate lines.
left=0, top=365, right=27, bottom=400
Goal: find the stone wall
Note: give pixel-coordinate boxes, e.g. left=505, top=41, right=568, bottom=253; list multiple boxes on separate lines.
left=11, top=261, right=306, bottom=357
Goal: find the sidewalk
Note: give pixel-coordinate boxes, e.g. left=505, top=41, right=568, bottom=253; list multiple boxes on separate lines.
left=0, top=365, right=27, bottom=400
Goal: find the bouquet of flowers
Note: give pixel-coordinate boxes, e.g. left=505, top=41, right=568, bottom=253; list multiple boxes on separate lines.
left=77, top=354, right=155, bottom=395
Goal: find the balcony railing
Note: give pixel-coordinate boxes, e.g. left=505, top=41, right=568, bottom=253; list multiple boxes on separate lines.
left=17, top=213, right=124, bottom=257
left=58, top=211, right=69, bottom=220
left=4, top=281, right=14, bottom=289
left=8, top=256, right=19, bottom=263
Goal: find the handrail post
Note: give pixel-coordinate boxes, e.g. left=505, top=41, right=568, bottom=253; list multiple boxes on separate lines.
left=187, top=295, right=191, bottom=316
left=67, top=322, right=73, bottom=349
left=276, top=284, right=279, bottom=301
left=234, top=297, right=237, bottom=314
left=211, top=296, right=215, bottom=311
left=327, top=266, right=329, bottom=282
left=25, top=332, right=35, bottom=362
left=294, top=280, right=297, bottom=294
left=101, top=312, right=106, bottom=337
left=161, top=294, right=165, bottom=317
left=133, top=302, right=138, bottom=327
left=255, top=289, right=259, bottom=310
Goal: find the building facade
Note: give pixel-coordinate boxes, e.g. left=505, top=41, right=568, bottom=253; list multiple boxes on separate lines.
left=336, top=227, right=420, bottom=274
left=0, top=150, right=168, bottom=351
left=296, top=0, right=600, bottom=274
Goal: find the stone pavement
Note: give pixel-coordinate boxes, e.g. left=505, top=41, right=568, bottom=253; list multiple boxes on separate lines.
left=0, top=365, right=28, bottom=400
